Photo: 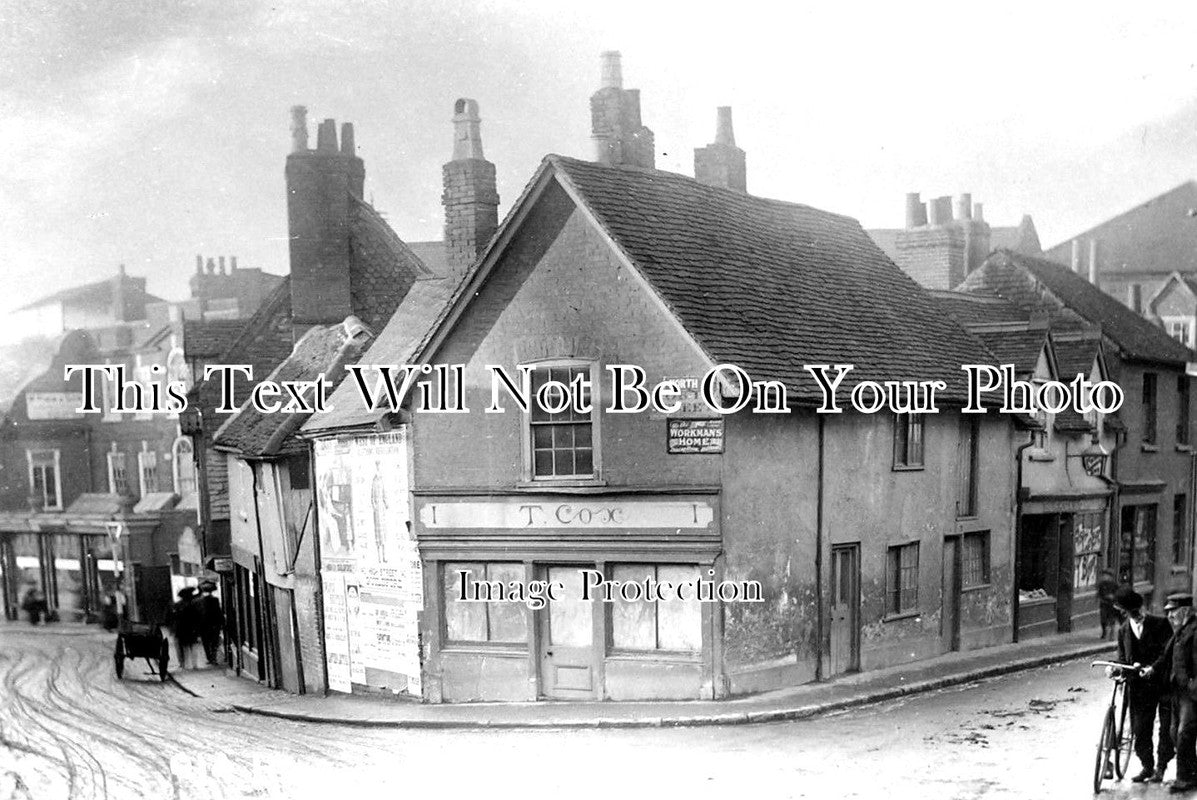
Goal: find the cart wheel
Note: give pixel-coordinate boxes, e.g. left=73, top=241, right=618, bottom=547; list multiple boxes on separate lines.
left=158, top=638, right=170, bottom=681
left=114, top=636, right=125, bottom=680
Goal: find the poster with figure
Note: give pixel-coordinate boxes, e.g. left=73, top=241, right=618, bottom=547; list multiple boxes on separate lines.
left=315, top=430, right=423, bottom=694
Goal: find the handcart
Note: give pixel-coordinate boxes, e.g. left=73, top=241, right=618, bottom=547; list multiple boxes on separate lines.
left=114, top=621, right=170, bottom=681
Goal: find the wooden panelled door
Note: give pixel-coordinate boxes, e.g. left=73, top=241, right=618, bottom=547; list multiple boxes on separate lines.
left=538, top=565, right=596, bottom=699
left=830, top=544, right=860, bottom=675
left=942, top=536, right=962, bottom=652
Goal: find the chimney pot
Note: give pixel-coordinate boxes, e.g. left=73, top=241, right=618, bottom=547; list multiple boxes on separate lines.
left=218, top=256, right=226, bottom=274
left=206, top=257, right=216, bottom=275
left=290, top=105, right=309, bottom=153
left=316, top=119, right=338, bottom=152
left=195, top=255, right=203, bottom=274
left=714, top=106, right=736, bottom=147
left=118, top=263, right=126, bottom=277
left=1071, top=239, right=1081, bottom=272
left=340, top=122, right=355, bottom=156
left=600, top=51, right=623, bottom=89
left=451, top=98, right=485, bottom=161
left=230, top=256, right=238, bottom=271
left=954, top=193, right=972, bottom=221
left=904, top=192, right=925, bottom=228
left=973, top=202, right=984, bottom=222
left=1088, top=239, right=1099, bottom=284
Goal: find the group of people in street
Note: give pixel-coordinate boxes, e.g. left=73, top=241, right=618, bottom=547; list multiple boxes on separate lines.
left=167, top=580, right=223, bottom=669
left=1109, top=587, right=1197, bottom=793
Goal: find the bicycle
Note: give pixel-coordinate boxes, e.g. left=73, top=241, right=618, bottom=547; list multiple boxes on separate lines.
left=1091, top=660, right=1138, bottom=793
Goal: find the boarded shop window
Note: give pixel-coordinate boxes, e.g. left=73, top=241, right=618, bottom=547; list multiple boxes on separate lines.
left=286, top=454, right=310, bottom=490
left=1073, top=512, right=1106, bottom=590
left=1120, top=505, right=1157, bottom=586
left=107, top=451, right=129, bottom=496
left=1179, top=376, right=1191, bottom=447
left=886, top=543, right=919, bottom=614
left=1142, top=373, right=1157, bottom=446
left=609, top=564, right=702, bottom=652
left=27, top=450, right=61, bottom=510
left=893, top=413, right=924, bottom=469
left=962, top=532, right=990, bottom=588
left=443, top=562, right=527, bottom=644
left=1175, top=494, right=1191, bottom=569
left=529, top=365, right=595, bottom=479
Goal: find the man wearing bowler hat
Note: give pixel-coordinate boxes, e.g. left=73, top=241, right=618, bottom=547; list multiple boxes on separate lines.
left=1113, top=586, right=1174, bottom=782
left=1165, top=592, right=1197, bottom=793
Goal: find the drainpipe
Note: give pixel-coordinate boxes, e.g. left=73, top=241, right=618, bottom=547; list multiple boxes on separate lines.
left=1012, top=431, right=1036, bottom=644
left=815, top=414, right=826, bottom=680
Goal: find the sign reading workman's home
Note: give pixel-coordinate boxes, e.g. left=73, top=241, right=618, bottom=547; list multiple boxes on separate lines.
left=667, top=418, right=725, bottom=454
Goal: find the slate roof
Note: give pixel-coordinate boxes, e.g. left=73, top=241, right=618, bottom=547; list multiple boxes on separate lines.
left=1042, top=181, right=1197, bottom=276
left=18, top=275, right=164, bottom=312
left=214, top=318, right=373, bottom=457
left=972, top=329, right=1048, bottom=375
left=182, top=320, right=247, bottom=359
left=348, top=197, right=435, bottom=331
left=959, top=250, right=1195, bottom=365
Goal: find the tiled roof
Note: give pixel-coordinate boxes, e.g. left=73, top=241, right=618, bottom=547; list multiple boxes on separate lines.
left=931, top=291, right=1030, bottom=326
left=214, top=319, right=373, bottom=457
left=1042, top=181, right=1197, bottom=276
left=960, top=250, right=1195, bottom=365
left=1053, top=335, right=1102, bottom=384
left=972, top=329, right=1047, bottom=375
left=302, top=274, right=457, bottom=434
left=182, top=320, right=248, bottom=359
left=349, top=197, right=434, bottom=331
left=545, top=156, right=994, bottom=402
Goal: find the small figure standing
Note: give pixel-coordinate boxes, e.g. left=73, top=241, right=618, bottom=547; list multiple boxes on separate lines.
left=20, top=587, right=47, bottom=625
left=1097, top=569, right=1119, bottom=640
left=198, top=580, right=223, bottom=666
left=168, top=587, right=201, bottom=670
left=1165, top=592, right=1197, bottom=793
left=1112, top=587, right=1174, bottom=782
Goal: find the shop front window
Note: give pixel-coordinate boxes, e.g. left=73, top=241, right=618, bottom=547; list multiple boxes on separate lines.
left=1120, top=504, right=1158, bottom=586
left=1073, top=511, right=1106, bottom=590
left=443, top=562, right=528, bottom=644
left=609, top=564, right=702, bottom=652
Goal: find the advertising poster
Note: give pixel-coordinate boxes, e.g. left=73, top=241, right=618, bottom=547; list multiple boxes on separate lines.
left=315, top=431, right=423, bottom=694
left=321, top=572, right=351, bottom=693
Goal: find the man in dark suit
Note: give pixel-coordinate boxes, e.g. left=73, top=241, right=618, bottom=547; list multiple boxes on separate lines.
left=1165, top=593, right=1197, bottom=793
left=1114, top=587, right=1174, bottom=782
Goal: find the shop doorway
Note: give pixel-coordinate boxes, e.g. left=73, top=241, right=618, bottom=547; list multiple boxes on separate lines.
left=538, top=565, right=596, bottom=699
left=829, top=544, right=860, bottom=675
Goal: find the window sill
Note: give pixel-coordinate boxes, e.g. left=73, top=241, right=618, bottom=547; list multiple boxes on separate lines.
left=962, top=582, right=992, bottom=593
left=1142, top=444, right=1160, bottom=453
left=1172, top=566, right=1191, bottom=575
left=882, top=610, right=921, bottom=623
left=1177, top=445, right=1194, bottom=454
left=1027, top=451, right=1056, bottom=463
left=516, top=478, right=608, bottom=490
left=891, top=465, right=924, bottom=473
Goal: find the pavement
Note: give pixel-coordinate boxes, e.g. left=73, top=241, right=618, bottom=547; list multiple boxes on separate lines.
left=168, top=629, right=1116, bottom=729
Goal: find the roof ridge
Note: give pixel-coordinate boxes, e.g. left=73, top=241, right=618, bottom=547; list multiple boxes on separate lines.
left=1044, top=179, right=1197, bottom=251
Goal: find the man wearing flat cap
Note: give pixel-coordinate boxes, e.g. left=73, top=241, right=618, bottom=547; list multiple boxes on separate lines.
left=1113, top=586, right=1174, bottom=782
left=1165, top=592, right=1197, bottom=793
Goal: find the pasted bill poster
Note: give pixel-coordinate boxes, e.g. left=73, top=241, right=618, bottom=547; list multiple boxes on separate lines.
left=321, top=572, right=352, bottom=693
left=315, top=430, right=423, bottom=695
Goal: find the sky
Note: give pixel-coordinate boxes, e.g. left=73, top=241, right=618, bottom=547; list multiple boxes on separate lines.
left=3, top=0, right=1197, bottom=337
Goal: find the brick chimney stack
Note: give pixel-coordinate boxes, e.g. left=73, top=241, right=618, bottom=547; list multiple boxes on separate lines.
left=443, top=98, right=499, bottom=280
left=694, top=107, right=747, bottom=192
left=590, top=51, right=655, bottom=169
left=285, top=105, right=366, bottom=338
left=893, top=191, right=991, bottom=290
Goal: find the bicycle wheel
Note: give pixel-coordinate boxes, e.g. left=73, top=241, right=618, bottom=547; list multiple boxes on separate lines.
left=1114, top=685, right=1134, bottom=778
left=1095, top=706, right=1115, bottom=793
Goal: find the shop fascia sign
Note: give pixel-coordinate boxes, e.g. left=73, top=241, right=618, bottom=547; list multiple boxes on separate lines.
left=418, top=498, right=715, bottom=529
